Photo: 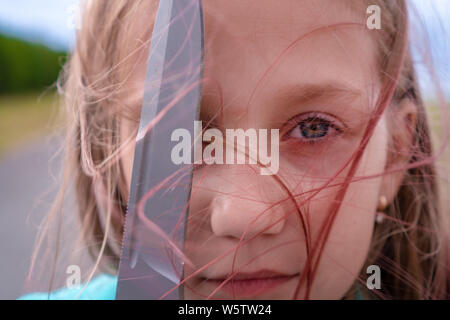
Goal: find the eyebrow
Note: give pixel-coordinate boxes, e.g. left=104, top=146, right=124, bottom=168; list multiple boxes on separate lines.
left=198, top=82, right=366, bottom=127
left=274, top=82, right=363, bottom=107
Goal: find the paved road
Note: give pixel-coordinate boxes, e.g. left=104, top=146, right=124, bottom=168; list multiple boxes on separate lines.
left=0, top=136, right=64, bottom=299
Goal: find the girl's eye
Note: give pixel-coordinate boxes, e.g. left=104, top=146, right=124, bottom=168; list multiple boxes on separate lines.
left=286, top=114, right=342, bottom=142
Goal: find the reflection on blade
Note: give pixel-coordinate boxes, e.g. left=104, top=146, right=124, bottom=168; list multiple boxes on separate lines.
left=116, top=0, right=204, bottom=300
left=142, top=254, right=181, bottom=284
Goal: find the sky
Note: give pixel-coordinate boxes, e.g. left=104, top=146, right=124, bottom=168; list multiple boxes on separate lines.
left=410, top=0, right=450, bottom=98
left=0, top=0, right=78, bottom=50
left=0, top=0, right=449, bottom=97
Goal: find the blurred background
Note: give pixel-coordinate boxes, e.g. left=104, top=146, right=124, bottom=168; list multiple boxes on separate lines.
left=0, top=0, right=449, bottom=299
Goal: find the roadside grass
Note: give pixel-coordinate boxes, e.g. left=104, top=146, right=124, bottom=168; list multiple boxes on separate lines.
left=427, top=102, right=450, bottom=228
left=0, top=91, right=61, bottom=156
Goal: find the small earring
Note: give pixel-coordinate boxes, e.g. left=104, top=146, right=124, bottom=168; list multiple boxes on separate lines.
left=375, top=195, right=388, bottom=224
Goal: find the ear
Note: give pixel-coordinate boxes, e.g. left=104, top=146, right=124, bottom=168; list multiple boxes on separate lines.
left=380, top=99, right=418, bottom=205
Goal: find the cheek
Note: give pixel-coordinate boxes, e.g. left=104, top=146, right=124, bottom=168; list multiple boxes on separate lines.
left=300, top=117, right=389, bottom=299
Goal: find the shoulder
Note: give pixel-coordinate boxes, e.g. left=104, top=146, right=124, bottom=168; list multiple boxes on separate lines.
left=18, top=274, right=118, bottom=300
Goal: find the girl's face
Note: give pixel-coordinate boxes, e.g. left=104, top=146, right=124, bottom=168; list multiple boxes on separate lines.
left=122, top=0, right=389, bottom=299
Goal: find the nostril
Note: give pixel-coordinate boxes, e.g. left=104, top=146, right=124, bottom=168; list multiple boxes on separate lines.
left=263, top=215, right=285, bottom=235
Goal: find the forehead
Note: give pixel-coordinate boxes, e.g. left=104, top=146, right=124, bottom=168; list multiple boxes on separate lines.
left=203, top=0, right=363, bottom=33
left=201, top=0, right=379, bottom=119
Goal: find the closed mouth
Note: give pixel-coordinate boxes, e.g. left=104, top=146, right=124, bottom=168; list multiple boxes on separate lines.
left=204, top=270, right=299, bottom=298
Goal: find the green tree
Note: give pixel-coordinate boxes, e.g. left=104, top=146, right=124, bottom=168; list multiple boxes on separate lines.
left=0, top=34, right=66, bottom=94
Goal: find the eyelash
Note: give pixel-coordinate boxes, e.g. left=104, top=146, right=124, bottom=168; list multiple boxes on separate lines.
left=285, top=113, right=343, bottom=144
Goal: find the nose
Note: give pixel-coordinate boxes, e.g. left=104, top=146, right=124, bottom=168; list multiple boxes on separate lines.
left=208, top=167, right=286, bottom=240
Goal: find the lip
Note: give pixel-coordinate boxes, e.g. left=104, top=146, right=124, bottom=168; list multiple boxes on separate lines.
left=205, top=270, right=298, bottom=298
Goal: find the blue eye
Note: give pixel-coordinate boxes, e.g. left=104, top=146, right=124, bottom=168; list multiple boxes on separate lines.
left=287, top=114, right=341, bottom=142
left=299, top=118, right=330, bottom=138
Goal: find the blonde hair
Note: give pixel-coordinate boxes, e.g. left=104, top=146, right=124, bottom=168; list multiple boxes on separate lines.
left=30, top=0, right=449, bottom=299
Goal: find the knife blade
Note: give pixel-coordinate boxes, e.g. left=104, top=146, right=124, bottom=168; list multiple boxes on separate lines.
left=116, top=0, right=204, bottom=300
